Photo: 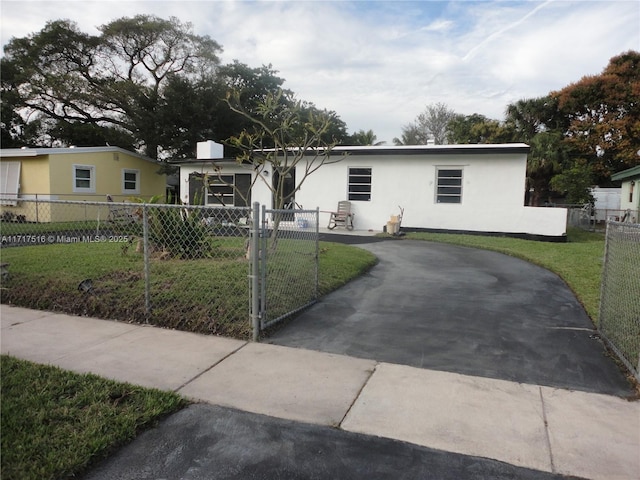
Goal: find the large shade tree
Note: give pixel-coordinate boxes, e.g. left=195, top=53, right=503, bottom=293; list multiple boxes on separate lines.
left=551, top=50, right=640, bottom=183
left=2, top=15, right=221, bottom=159
left=446, top=113, right=514, bottom=144
left=158, top=62, right=288, bottom=159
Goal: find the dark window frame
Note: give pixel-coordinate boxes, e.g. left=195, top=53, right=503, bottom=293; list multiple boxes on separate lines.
left=436, top=168, right=463, bottom=204
left=348, top=167, right=372, bottom=201
left=206, top=173, right=251, bottom=207
left=207, top=174, right=235, bottom=206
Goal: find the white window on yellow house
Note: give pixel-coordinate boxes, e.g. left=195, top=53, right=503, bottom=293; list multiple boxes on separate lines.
left=73, top=164, right=95, bottom=193
left=0, top=161, right=21, bottom=206
left=122, top=169, right=140, bottom=195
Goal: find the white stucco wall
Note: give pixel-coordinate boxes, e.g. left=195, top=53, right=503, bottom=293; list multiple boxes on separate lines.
left=182, top=143, right=568, bottom=238
left=292, top=151, right=566, bottom=237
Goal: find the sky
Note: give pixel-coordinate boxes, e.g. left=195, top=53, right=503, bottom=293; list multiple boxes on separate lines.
left=1, top=0, right=639, bottom=145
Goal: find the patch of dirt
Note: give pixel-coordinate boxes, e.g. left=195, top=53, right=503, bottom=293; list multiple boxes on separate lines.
left=99, top=271, right=143, bottom=283
left=2, top=270, right=252, bottom=341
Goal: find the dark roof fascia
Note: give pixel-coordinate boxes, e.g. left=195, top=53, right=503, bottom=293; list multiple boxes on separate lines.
left=611, top=165, right=640, bottom=181
left=169, top=157, right=241, bottom=165
left=332, top=144, right=531, bottom=156
left=294, top=144, right=531, bottom=156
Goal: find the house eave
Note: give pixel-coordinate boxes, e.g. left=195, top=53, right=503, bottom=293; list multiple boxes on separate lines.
left=324, top=143, right=530, bottom=156
left=611, top=165, right=640, bottom=181
left=170, top=157, right=234, bottom=165
left=0, top=146, right=159, bottom=164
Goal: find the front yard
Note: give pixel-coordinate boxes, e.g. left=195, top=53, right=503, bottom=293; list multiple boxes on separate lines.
left=0, top=239, right=377, bottom=339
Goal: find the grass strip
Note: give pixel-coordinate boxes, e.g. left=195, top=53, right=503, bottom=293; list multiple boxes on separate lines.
left=0, top=355, right=186, bottom=480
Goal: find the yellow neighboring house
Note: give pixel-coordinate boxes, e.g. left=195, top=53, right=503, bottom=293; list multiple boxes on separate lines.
left=0, top=146, right=166, bottom=223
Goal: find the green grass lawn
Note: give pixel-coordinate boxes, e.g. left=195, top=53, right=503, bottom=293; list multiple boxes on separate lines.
left=0, top=228, right=625, bottom=480
left=402, top=228, right=605, bottom=324
left=0, top=239, right=377, bottom=338
left=1, top=220, right=102, bottom=235
left=1, top=355, right=186, bottom=480
left=0, top=239, right=377, bottom=479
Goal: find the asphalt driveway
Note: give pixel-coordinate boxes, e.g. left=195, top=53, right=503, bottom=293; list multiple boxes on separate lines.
left=268, top=238, right=633, bottom=397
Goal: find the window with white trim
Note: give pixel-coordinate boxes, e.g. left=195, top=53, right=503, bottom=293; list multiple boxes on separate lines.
left=122, top=169, right=140, bottom=194
left=73, top=164, right=95, bottom=193
left=348, top=167, right=372, bottom=201
left=0, top=161, right=21, bottom=206
left=436, top=168, right=463, bottom=203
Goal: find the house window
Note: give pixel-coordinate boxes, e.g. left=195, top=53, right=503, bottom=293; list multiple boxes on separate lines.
left=122, top=169, right=140, bottom=194
left=436, top=168, right=463, bottom=203
left=348, top=167, right=372, bottom=201
left=207, top=175, right=234, bottom=205
left=0, top=161, right=21, bottom=206
left=73, top=164, right=95, bottom=193
left=206, top=174, right=251, bottom=207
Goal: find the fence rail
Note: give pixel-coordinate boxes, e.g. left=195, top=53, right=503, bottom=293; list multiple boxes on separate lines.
left=1, top=198, right=319, bottom=340
left=598, top=221, right=640, bottom=382
left=566, top=205, right=639, bottom=231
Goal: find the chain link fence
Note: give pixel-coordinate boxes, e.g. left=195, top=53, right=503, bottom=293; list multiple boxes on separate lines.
left=1, top=199, right=320, bottom=340
left=566, top=205, right=639, bottom=231
left=257, top=206, right=319, bottom=331
left=598, top=221, right=640, bottom=382
left=1, top=199, right=253, bottom=338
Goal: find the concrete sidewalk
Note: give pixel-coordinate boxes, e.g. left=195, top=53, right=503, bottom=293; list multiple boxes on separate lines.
left=1, top=305, right=638, bottom=480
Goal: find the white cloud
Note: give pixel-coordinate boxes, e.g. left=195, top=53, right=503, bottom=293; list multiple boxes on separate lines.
left=1, top=0, right=638, bottom=145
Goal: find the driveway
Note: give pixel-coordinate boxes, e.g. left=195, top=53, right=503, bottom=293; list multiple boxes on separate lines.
left=268, top=238, right=633, bottom=397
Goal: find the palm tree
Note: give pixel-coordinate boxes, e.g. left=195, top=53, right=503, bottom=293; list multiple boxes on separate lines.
left=349, top=129, right=385, bottom=146
left=526, top=132, right=565, bottom=205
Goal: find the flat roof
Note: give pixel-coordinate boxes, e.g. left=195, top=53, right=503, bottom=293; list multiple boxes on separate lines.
left=326, top=143, right=530, bottom=155
left=173, top=143, right=530, bottom=163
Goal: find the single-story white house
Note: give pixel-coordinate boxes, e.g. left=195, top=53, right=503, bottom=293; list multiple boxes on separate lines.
left=175, top=140, right=568, bottom=241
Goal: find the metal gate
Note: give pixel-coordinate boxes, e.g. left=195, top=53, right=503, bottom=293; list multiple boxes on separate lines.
left=249, top=202, right=320, bottom=340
